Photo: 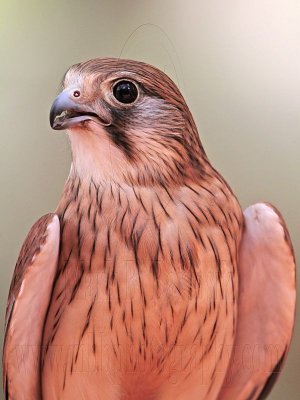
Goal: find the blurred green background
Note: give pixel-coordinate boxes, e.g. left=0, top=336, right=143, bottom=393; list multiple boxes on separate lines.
left=0, top=1, right=299, bottom=398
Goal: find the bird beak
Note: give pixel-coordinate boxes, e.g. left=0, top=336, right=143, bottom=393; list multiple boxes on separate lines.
left=49, top=89, right=111, bottom=130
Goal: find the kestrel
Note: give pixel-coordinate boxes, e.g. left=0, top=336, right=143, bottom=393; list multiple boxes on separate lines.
left=3, top=58, right=296, bottom=400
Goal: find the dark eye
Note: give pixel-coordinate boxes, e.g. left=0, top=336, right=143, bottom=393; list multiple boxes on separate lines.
left=113, top=80, right=138, bottom=104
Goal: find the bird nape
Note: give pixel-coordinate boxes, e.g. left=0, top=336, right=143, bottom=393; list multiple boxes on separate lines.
left=3, top=58, right=296, bottom=400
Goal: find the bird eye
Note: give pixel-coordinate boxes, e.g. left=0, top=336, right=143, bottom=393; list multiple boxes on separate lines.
left=73, top=90, right=80, bottom=98
left=113, top=80, right=138, bottom=104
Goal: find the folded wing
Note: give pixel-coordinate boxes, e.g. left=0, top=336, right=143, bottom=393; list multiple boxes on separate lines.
left=3, top=214, right=60, bottom=400
left=218, top=203, right=296, bottom=400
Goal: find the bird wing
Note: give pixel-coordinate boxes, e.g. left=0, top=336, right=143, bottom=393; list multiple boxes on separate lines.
left=218, top=203, right=296, bottom=400
left=3, top=213, right=60, bottom=400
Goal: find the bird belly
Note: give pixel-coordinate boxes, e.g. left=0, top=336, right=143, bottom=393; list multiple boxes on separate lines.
left=41, top=250, right=236, bottom=400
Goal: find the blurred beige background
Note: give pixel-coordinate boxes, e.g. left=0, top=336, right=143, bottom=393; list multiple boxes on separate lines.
left=0, top=0, right=299, bottom=398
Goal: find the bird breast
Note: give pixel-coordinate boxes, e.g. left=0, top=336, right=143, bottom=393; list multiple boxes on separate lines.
left=41, top=176, right=242, bottom=399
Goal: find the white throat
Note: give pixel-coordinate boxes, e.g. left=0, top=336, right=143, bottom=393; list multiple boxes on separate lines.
left=67, top=124, right=131, bottom=183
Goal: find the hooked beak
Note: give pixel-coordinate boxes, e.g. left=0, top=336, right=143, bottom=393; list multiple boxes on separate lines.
left=49, top=89, right=111, bottom=130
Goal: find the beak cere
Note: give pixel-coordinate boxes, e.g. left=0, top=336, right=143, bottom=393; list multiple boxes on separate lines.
left=49, top=90, right=110, bottom=130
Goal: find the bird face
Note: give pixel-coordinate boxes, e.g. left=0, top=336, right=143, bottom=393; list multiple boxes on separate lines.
left=50, top=58, right=205, bottom=184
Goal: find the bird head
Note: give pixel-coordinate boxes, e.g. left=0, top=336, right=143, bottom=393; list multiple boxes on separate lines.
left=50, top=58, right=207, bottom=184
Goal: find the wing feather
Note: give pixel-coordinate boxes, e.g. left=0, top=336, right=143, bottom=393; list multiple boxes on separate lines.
left=218, top=203, right=296, bottom=400
left=3, top=213, right=60, bottom=400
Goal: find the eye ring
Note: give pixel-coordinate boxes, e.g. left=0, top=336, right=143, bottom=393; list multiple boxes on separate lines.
left=73, top=90, right=80, bottom=98
left=112, top=80, right=138, bottom=104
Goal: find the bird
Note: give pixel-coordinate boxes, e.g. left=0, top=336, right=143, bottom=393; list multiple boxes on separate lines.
left=2, top=58, right=296, bottom=400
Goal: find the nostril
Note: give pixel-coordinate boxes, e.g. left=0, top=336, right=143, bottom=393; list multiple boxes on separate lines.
left=73, top=90, right=80, bottom=98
